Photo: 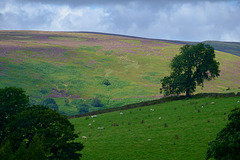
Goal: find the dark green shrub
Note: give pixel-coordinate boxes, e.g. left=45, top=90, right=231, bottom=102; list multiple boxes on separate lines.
left=42, top=98, right=59, bottom=111
left=79, top=107, right=89, bottom=114
left=91, top=96, right=104, bottom=107
left=103, top=79, right=111, bottom=86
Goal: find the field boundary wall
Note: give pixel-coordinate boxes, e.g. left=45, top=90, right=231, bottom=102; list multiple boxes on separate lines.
left=68, top=92, right=240, bottom=119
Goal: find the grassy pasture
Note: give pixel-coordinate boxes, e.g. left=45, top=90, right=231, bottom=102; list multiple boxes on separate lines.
left=0, top=31, right=240, bottom=115
left=70, top=97, right=240, bottom=160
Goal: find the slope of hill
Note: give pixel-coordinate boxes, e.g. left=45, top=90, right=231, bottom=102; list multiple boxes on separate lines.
left=0, top=31, right=240, bottom=115
left=182, top=40, right=240, bottom=57
left=70, top=97, right=240, bottom=160
left=203, top=41, right=240, bottom=57
left=79, top=32, right=240, bottom=57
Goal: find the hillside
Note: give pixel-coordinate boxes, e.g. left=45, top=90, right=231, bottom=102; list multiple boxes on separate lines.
left=80, top=32, right=240, bottom=57
left=184, top=40, right=240, bottom=57
left=70, top=96, right=240, bottom=160
left=0, top=31, right=240, bottom=115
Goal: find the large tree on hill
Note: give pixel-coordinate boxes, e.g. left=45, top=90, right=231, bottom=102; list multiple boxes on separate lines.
left=206, top=107, right=240, bottom=160
left=160, top=43, right=220, bottom=97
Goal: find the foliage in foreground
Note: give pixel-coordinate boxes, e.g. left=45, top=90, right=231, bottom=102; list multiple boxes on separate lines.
left=0, top=135, right=46, bottom=160
left=0, top=87, right=29, bottom=144
left=0, top=87, right=83, bottom=160
left=206, top=107, right=240, bottom=160
left=161, top=43, right=220, bottom=97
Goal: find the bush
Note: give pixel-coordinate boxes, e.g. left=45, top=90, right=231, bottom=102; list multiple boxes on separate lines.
left=79, top=107, right=89, bottom=114
left=42, top=98, right=59, bottom=111
left=91, top=96, right=104, bottom=107
left=103, top=79, right=111, bottom=86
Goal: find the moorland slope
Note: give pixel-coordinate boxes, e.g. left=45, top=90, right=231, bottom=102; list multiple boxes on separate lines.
left=0, top=31, right=240, bottom=115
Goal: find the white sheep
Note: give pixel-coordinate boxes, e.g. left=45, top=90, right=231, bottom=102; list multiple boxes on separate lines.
left=150, top=108, right=154, bottom=111
left=237, top=100, right=239, bottom=104
left=120, top=112, right=124, bottom=115
left=211, top=102, right=215, bottom=105
left=88, top=123, right=92, bottom=126
left=82, top=136, right=87, bottom=139
left=201, top=105, right=204, bottom=108
left=148, top=139, right=151, bottom=141
left=91, top=115, right=97, bottom=118
left=159, top=117, right=162, bottom=119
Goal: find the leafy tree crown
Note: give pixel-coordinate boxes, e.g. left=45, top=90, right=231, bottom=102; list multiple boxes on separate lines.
left=160, top=43, right=220, bottom=97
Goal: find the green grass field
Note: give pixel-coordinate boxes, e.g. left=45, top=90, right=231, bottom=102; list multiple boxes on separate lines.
left=0, top=31, right=240, bottom=115
left=70, top=97, right=240, bottom=160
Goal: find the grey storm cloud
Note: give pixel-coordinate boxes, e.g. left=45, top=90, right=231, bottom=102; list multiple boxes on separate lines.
left=0, top=0, right=240, bottom=42
left=16, top=0, right=237, bottom=5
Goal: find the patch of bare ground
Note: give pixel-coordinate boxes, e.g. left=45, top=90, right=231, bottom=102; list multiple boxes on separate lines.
left=45, top=88, right=69, bottom=98
left=45, top=88, right=81, bottom=99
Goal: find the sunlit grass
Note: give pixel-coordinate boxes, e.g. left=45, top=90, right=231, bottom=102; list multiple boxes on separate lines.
left=70, top=97, right=240, bottom=160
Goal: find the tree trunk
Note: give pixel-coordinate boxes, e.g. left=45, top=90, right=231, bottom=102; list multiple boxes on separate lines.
left=186, top=68, right=192, bottom=98
left=186, top=88, right=190, bottom=97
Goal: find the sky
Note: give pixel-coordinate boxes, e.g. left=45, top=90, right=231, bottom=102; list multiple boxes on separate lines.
left=0, top=0, right=240, bottom=42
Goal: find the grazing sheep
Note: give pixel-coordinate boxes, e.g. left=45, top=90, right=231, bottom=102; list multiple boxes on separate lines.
left=82, top=136, right=87, bottom=140
left=98, top=127, right=105, bottom=130
left=91, top=115, right=97, bottom=118
left=201, top=105, right=204, bottom=108
left=150, top=108, right=154, bottom=111
left=211, top=102, right=215, bottom=105
left=237, top=100, right=239, bottom=104
left=159, top=117, right=162, bottom=119
left=148, top=139, right=151, bottom=141
left=120, top=112, right=124, bottom=115
left=88, top=123, right=92, bottom=126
